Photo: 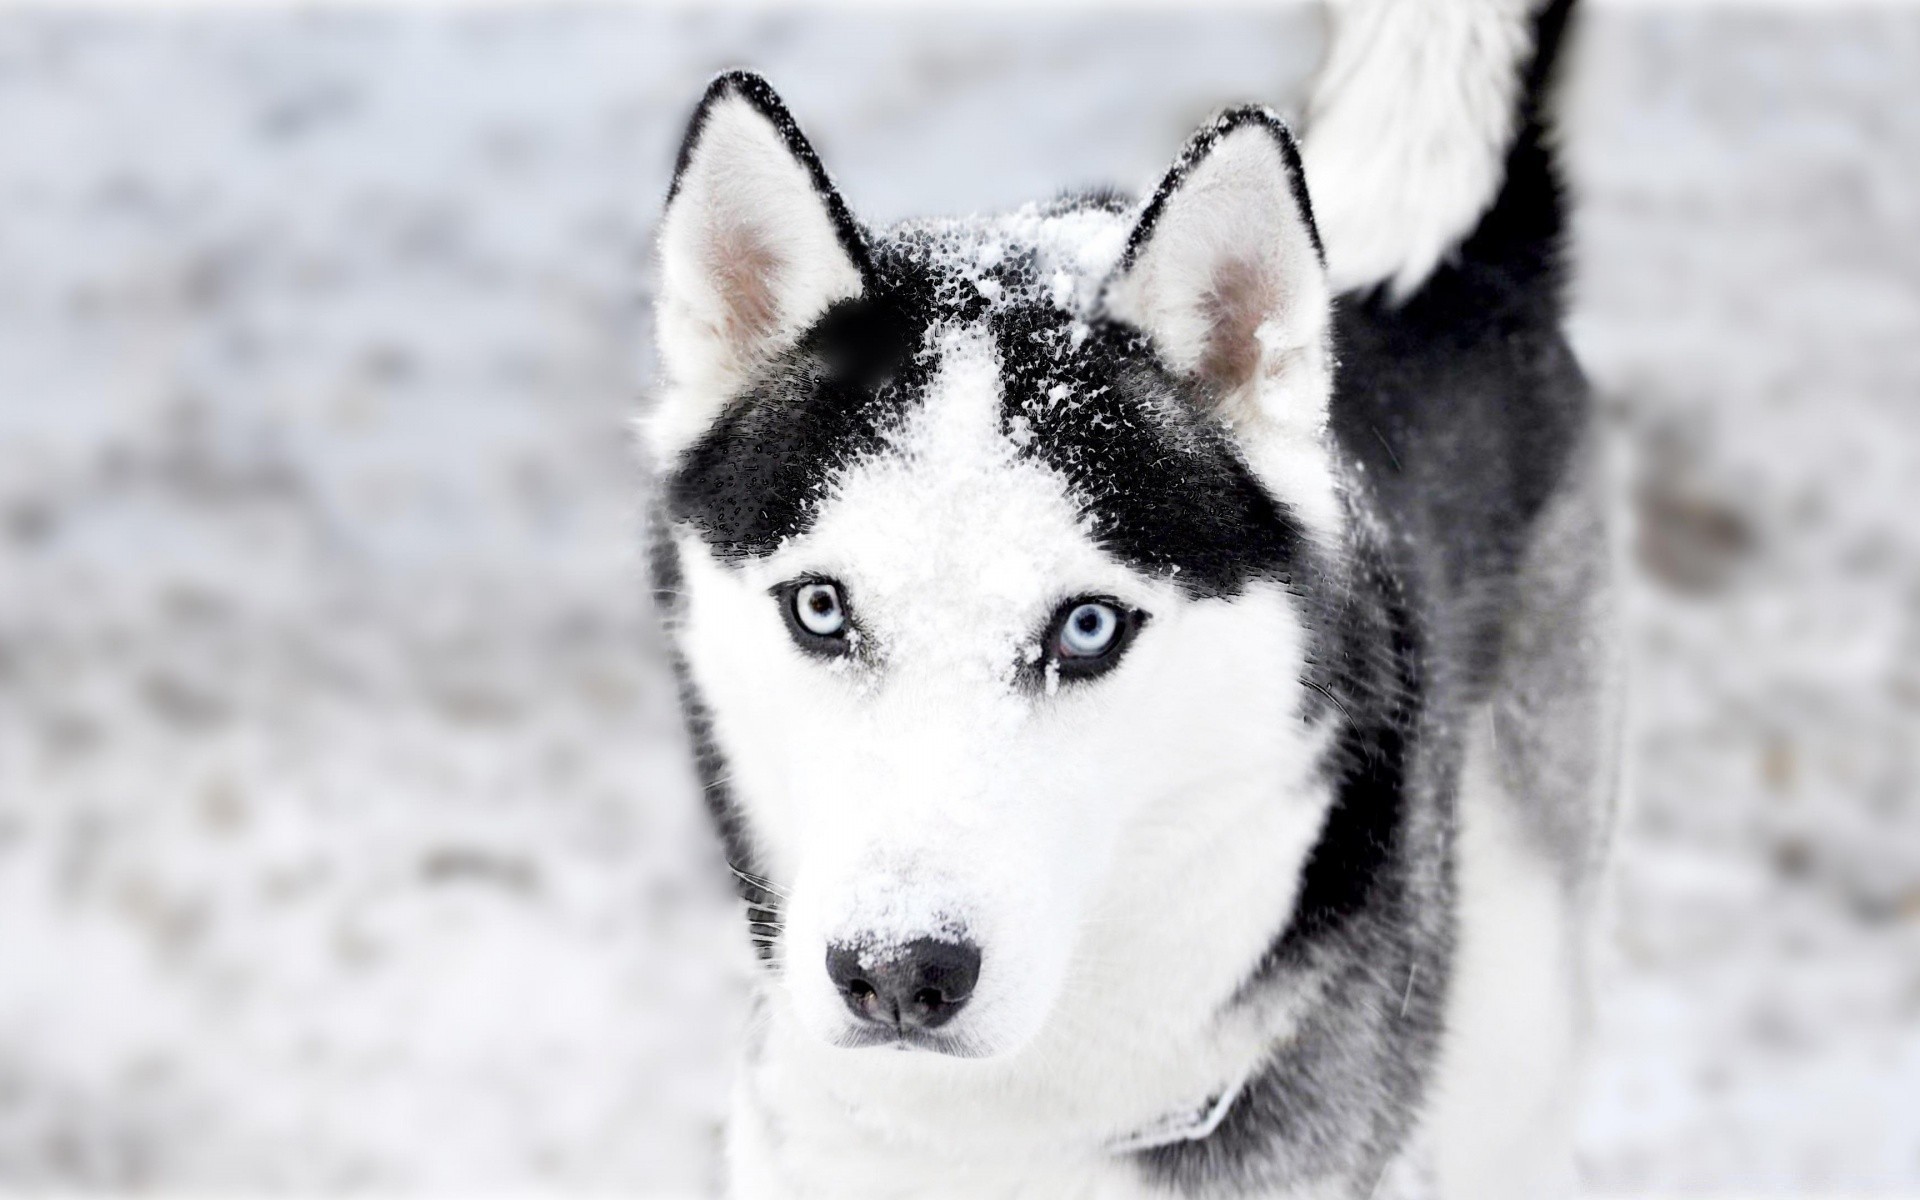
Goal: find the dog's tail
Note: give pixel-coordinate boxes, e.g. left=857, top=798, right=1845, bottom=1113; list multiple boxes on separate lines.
left=1301, top=0, right=1578, bottom=301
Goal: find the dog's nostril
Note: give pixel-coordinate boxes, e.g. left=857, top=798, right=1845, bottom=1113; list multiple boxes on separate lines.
left=825, top=937, right=982, bottom=1033
left=843, top=977, right=879, bottom=1018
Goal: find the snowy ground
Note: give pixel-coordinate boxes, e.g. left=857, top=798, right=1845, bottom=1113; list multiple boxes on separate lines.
left=0, top=4, right=1915, bottom=1195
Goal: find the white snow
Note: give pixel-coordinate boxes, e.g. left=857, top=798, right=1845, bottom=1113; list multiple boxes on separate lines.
left=0, top=4, right=1914, bottom=1195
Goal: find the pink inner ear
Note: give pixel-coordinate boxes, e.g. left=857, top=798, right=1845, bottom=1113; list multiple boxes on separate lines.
left=1198, top=256, right=1284, bottom=399
left=707, top=219, right=786, bottom=352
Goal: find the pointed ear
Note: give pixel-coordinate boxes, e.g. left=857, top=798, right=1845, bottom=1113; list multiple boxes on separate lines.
left=654, top=72, right=870, bottom=446
left=1104, top=108, right=1333, bottom=438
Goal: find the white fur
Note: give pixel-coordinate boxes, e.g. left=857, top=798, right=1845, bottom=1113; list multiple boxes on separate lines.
left=1303, top=0, right=1537, bottom=298
left=652, top=90, right=865, bottom=461
left=1422, top=706, right=1581, bottom=1200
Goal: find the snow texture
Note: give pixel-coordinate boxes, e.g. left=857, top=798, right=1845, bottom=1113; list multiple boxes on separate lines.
left=0, top=4, right=1915, bottom=1194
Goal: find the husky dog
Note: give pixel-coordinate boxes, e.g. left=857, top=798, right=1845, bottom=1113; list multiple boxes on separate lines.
left=646, top=0, right=1619, bottom=1194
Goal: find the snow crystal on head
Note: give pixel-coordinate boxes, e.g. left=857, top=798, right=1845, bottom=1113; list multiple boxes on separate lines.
left=889, top=201, right=1130, bottom=330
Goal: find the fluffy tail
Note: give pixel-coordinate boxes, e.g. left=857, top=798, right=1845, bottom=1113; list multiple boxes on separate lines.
left=1301, top=0, right=1578, bottom=300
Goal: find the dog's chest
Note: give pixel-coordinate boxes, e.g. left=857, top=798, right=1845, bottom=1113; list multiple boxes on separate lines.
left=727, top=1028, right=1197, bottom=1199
left=734, top=1088, right=1430, bottom=1200
left=726, top=1026, right=1435, bottom=1200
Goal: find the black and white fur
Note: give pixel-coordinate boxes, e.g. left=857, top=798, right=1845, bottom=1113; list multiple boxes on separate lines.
left=647, top=0, right=1620, bottom=1195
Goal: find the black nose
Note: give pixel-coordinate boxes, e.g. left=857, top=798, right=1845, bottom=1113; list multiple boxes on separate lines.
left=825, top=937, right=982, bottom=1031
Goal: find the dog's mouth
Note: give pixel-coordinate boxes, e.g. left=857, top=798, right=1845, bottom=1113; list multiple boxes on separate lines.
left=829, top=1022, right=992, bottom=1059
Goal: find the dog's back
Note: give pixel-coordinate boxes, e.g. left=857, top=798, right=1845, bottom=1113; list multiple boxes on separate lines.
left=1328, top=0, right=1618, bottom=889
left=1320, top=2, right=1623, bottom=1191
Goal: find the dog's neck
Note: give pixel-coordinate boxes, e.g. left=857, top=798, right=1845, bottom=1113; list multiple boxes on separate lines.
left=1103, top=1059, right=1258, bottom=1155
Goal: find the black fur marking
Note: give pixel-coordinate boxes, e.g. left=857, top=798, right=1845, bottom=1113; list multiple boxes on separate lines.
left=647, top=524, right=782, bottom=958
left=992, top=298, right=1310, bottom=599
left=1277, top=586, right=1420, bottom=963
left=667, top=69, right=875, bottom=283
left=660, top=275, right=933, bottom=559
left=1115, top=104, right=1324, bottom=275
left=1450, top=0, right=1577, bottom=304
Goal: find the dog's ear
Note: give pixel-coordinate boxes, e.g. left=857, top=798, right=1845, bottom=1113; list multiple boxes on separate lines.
left=654, top=72, right=870, bottom=450
left=1105, top=108, right=1332, bottom=439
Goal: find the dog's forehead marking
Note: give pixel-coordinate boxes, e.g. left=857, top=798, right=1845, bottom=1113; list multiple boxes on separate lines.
left=665, top=195, right=1313, bottom=609
left=773, top=322, right=1128, bottom=686
left=760, top=206, right=1141, bottom=684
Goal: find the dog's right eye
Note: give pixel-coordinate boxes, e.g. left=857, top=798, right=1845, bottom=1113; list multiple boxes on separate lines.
left=775, top=578, right=855, bottom=657
left=794, top=582, right=846, bottom=636
left=1038, top=595, right=1148, bottom=683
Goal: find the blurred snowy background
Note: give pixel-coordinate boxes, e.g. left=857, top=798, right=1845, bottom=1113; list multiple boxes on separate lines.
left=0, top=3, right=1915, bottom=1195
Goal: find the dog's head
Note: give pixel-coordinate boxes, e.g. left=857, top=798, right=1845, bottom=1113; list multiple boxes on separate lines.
left=651, top=73, right=1343, bottom=1060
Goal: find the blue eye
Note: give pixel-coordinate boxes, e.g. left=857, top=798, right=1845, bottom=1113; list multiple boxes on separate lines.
left=775, top=578, right=857, bottom=660
left=1057, top=602, right=1120, bottom=657
left=793, top=581, right=847, bottom=637
left=1042, top=597, right=1146, bottom=682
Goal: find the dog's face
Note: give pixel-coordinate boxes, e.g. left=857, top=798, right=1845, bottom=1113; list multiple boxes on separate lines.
left=652, top=74, right=1340, bottom=1061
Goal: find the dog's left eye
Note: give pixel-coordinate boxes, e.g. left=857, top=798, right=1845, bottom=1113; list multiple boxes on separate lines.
left=1044, top=597, right=1146, bottom=679
left=793, top=582, right=847, bottom=637
left=775, top=578, right=855, bottom=657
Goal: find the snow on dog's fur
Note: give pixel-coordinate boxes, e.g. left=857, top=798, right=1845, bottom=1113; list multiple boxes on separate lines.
left=646, top=0, right=1617, bottom=1195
